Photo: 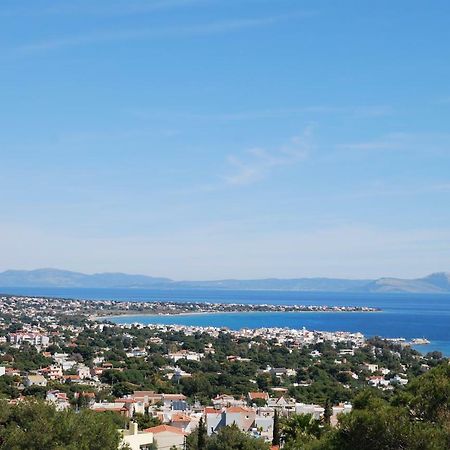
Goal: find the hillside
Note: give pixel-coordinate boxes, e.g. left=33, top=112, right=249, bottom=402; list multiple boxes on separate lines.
left=0, top=269, right=449, bottom=293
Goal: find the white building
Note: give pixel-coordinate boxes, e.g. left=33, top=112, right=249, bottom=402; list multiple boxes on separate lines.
left=121, top=422, right=154, bottom=450
left=25, top=374, right=48, bottom=387
left=143, top=425, right=187, bottom=450
left=9, top=332, right=49, bottom=347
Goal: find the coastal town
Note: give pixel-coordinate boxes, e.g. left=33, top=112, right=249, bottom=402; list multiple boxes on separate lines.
left=0, top=294, right=380, bottom=319
left=0, top=294, right=446, bottom=449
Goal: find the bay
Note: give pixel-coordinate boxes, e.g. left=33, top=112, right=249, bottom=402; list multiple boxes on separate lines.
left=2, top=287, right=450, bottom=355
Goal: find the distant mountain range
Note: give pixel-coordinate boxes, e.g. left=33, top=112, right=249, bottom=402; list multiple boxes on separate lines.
left=0, top=268, right=450, bottom=293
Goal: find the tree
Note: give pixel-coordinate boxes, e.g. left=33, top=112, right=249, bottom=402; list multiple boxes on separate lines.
left=312, top=404, right=448, bottom=450
left=133, top=412, right=161, bottom=431
left=272, top=409, right=281, bottom=447
left=0, top=399, right=123, bottom=449
left=323, top=399, right=332, bottom=426
left=205, top=424, right=269, bottom=450
left=198, top=416, right=207, bottom=450
left=402, top=364, right=450, bottom=423
left=282, top=414, right=321, bottom=449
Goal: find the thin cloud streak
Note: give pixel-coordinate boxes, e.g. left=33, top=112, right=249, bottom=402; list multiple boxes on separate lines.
left=129, top=105, right=392, bottom=123
left=338, top=132, right=450, bottom=154
left=17, top=12, right=312, bottom=53
left=0, top=0, right=210, bottom=17
left=224, top=128, right=313, bottom=186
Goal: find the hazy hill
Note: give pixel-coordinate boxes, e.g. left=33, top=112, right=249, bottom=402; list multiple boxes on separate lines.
left=0, top=268, right=171, bottom=288
left=0, top=268, right=449, bottom=293
left=363, top=272, right=450, bottom=293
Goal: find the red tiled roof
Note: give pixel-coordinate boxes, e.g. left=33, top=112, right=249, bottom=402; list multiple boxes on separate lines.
left=226, top=406, right=250, bottom=413
left=163, top=394, right=186, bottom=400
left=63, top=375, right=80, bottom=380
left=248, top=392, right=268, bottom=400
left=144, top=425, right=187, bottom=435
left=171, top=413, right=191, bottom=422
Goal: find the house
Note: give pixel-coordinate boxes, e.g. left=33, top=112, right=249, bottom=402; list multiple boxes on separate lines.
left=205, top=407, right=225, bottom=435
left=126, top=348, right=147, bottom=358
left=339, top=349, right=354, bottom=356
left=121, top=422, right=154, bottom=450
left=9, top=332, right=49, bottom=347
left=9, top=332, right=50, bottom=348
left=42, top=365, right=63, bottom=380
left=364, top=363, right=379, bottom=373
left=267, top=396, right=296, bottom=413
left=330, top=403, right=352, bottom=426
left=248, top=392, right=269, bottom=404
left=269, top=368, right=296, bottom=378
left=91, top=402, right=130, bottom=417
left=77, top=365, right=91, bottom=379
left=0, top=366, right=5, bottom=377
left=270, top=387, right=288, bottom=396
left=206, top=406, right=256, bottom=436
left=213, top=394, right=245, bottom=408
left=225, top=406, right=256, bottom=433
left=255, top=413, right=274, bottom=441
left=6, top=368, right=20, bottom=377
left=143, top=425, right=187, bottom=450
left=168, top=351, right=204, bottom=362
left=63, top=374, right=82, bottom=383
left=46, top=390, right=70, bottom=410
left=24, top=374, right=48, bottom=387
left=295, top=403, right=324, bottom=420
left=368, top=376, right=390, bottom=388
left=391, top=375, right=408, bottom=386
left=170, top=413, right=192, bottom=432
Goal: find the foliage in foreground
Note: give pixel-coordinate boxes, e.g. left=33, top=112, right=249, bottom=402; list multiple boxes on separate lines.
left=186, top=364, right=450, bottom=450
left=0, top=364, right=448, bottom=450
left=286, top=364, right=450, bottom=450
left=0, top=399, right=123, bottom=450
left=188, top=424, right=269, bottom=450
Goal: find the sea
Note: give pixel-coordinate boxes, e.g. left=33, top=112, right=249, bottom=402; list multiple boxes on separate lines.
left=2, top=287, right=450, bottom=356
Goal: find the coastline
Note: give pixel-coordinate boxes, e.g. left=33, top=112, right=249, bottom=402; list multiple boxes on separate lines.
left=97, top=308, right=382, bottom=321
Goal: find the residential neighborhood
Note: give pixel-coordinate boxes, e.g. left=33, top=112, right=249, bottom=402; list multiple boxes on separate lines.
left=0, top=294, right=445, bottom=449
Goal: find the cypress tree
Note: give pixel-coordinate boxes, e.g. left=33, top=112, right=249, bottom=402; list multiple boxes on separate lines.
left=323, top=398, right=332, bottom=426
left=198, top=416, right=206, bottom=450
left=272, top=409, right=281, bottom=446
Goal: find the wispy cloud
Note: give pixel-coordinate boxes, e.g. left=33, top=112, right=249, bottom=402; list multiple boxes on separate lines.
left=17, top=12, right=310, bottom=53
left=223, top=128, right=313, bottom=186
left=342, top=181, right=450, bottom=200
left=130, top=104, right=392, bottom=123
left=205, top=105, right=391, bottom=120
left=1, top=0, right=209, bottom=17
left=436, top=96, right=450, bottom=105
left=338, top=132, right=450, bottom=154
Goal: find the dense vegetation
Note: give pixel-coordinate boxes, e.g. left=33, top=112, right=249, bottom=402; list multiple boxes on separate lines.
left=184, top=364, right=450, bottom=450
left=0, top=400, right=122, bottom=450
left=5, top=322, right=433, bottom=407
left=1, top=318, right=448, bottom=450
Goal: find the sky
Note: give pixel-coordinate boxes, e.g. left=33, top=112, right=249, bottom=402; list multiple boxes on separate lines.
left=1, top=0, right=450, bottom=280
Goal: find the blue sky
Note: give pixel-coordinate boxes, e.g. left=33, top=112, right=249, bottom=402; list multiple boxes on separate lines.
left=1, top=0, right=450, bottom=279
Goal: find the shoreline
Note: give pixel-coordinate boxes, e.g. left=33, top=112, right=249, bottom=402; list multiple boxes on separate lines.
left=97, top=309, right=382, bottom=321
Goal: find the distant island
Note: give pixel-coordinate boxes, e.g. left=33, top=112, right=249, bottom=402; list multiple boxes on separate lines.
left=1, top=268, right=450, bottom=294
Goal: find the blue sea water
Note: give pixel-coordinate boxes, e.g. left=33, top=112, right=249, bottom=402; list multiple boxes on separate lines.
left=2, top=287, right=450, bottom=356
